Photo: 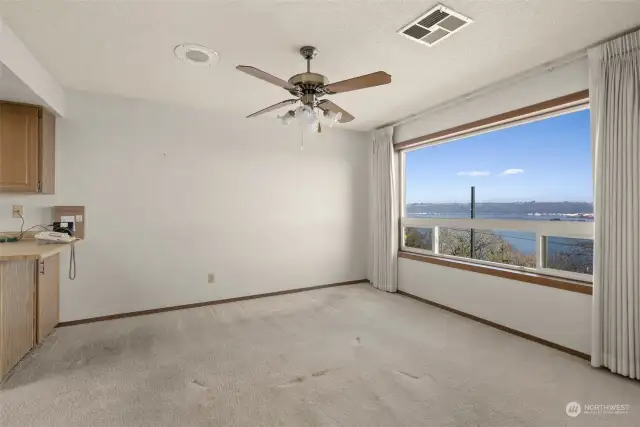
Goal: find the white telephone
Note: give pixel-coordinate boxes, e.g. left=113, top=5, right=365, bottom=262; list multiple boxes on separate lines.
left=35, top=231, right=77, bottom=243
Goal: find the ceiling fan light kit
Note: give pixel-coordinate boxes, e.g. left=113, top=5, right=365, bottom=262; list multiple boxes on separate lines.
left=236, top=46, right=391, bottom=132
left=277, top=110, right=296, bottom=126
left=324, top=110, right=342, bottom=125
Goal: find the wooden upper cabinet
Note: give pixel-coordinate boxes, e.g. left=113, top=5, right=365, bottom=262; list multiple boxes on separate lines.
left=39, top=108, right=56, bottom=194
left=0, top=102, right=56, bottom=194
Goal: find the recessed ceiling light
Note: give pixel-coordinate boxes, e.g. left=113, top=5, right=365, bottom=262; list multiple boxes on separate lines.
left=174, top=44, right=219, bottom=66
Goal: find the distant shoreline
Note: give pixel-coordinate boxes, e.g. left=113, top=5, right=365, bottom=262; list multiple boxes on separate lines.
left=409, top=212, right=594, bottom=219
left=406, top=201, right=593, bottom=217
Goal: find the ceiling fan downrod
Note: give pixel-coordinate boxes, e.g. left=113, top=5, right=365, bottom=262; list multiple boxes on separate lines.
left=300, top=45, right=318, bottom=73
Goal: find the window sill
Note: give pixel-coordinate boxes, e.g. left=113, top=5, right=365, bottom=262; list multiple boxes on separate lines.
left=398, top=251, right=593, bottom=295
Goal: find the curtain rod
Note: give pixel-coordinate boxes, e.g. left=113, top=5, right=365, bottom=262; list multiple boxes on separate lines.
left=375, top=49, right=588, bottom=131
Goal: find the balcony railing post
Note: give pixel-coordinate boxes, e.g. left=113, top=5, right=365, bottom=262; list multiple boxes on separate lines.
left=470, top=186, right=476, bottom=259
left=536, top=233, right=544, bottom=269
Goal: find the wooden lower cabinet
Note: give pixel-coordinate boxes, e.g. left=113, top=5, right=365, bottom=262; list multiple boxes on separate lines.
left=0, top=255, right=60, bottom=380
left=0, top=260, right=35, bottom=379
left=37, top=254, right=59, bottom=343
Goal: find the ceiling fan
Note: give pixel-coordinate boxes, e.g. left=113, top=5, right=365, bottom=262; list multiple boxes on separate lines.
left=236, top=46, right=391, bottom=130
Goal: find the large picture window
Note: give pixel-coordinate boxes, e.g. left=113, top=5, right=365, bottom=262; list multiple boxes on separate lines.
left=400, top=106, right=593, bottom=282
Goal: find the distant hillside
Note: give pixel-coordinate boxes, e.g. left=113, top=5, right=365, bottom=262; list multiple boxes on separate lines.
left=406, top=201, right=593, bottom=215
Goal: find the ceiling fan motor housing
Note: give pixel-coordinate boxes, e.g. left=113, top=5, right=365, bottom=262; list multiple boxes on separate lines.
left=288, top=73, right=329, bottom=105
left=286, top=46, right=329, bottom=106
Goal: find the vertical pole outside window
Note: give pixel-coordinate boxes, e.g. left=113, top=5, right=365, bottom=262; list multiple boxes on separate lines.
left=470, top=186, right=476, bottom=259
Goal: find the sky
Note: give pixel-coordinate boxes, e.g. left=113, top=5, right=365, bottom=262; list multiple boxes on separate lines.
left=404, top=109, right=592, bottom=204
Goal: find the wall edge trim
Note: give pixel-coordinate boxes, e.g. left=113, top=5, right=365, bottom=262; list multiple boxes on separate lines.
left=58, top=279, right=368, bottom=327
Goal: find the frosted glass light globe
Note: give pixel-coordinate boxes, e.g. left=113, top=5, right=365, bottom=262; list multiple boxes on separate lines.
left=295, top=106, right=313, bottom=122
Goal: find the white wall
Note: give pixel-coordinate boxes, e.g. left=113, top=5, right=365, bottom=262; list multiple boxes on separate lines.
left=394, top=56, right=588, bottom=143
left=399, top=258, right=592, bottom=354
left=0, top=90, right=370, bottom=321
left=394, top=55, right=592, bottom=354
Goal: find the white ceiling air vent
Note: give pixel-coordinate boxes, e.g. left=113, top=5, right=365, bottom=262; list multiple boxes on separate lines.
left=398, top=4, right=472, bottom=47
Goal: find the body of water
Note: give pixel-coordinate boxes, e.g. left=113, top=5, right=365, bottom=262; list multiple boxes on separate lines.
left=407, top=213, right=593, bottom=255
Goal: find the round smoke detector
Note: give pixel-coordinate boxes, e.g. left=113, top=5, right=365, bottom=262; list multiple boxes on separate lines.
left=174, top=44, right=219, bottom=66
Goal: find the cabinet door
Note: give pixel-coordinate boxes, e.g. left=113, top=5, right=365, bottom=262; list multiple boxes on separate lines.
left=0, top=260, right=35, bottom=379
left=39, top=109, right=56, bottom=194
left=37, top=255, right=60, bottom=343
left=0, top=103, right=40, bottom=192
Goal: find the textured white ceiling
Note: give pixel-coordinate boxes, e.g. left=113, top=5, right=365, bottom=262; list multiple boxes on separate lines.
left=0, top=0, right=639, bottom=130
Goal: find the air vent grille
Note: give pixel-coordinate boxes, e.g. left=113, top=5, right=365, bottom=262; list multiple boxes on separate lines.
left=417, top=10, right=449, bottom=29
left=398, top=4, right=472, bottom=47
left=422, top=28, right=449, bottom=45
left=403, top=25, right=430, bottom=40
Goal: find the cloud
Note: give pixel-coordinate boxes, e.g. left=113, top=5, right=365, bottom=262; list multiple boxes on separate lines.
left=500, top=168, right=524, bottom=176
left=457, top=171, right=491, bottom=177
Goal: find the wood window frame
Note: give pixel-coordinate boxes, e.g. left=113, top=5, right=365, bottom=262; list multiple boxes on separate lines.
left=399, top=251, right=592, bottom=295
left=396, top=90, right=592, bottom=294
left=394, top=90, right=589, bottom=150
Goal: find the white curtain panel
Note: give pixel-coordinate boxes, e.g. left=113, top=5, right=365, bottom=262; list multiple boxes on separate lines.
left=590, top=29, right=640, bottom=379
left=370, top=127, right=399, bottom=292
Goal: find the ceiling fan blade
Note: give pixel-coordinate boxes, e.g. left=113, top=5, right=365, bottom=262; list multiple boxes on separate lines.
left=317, top=100, right=355, bottom=123
left=246, top=99, right=299, bottom=118
left=323, top=71, right=391, bottom=94
left=237, top=66, right=296, bottom=91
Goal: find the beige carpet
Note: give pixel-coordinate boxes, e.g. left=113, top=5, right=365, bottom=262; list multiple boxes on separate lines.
left=1, top=284, right=639, bottom=426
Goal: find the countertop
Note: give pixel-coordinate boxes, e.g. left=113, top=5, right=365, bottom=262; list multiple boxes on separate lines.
left=0, top=239, right=80, bottom=261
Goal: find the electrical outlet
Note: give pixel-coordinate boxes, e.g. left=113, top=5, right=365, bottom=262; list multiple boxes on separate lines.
left=208, top=273, right=215, bottom=284
left=12, top=205, right=23, bottom=218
